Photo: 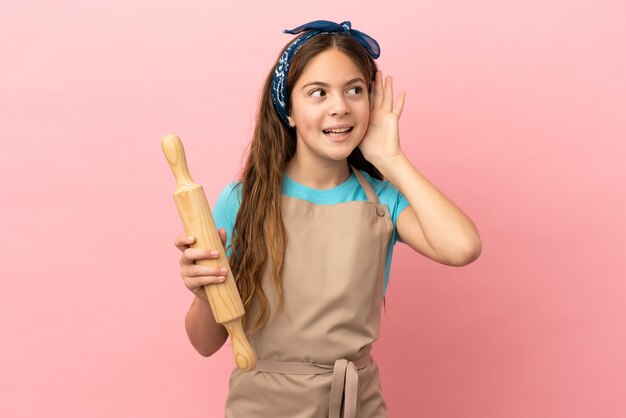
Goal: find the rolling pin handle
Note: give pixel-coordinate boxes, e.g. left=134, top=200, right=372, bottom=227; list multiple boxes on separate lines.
left=161, top=134, right=195, bottom=189
left=223, top=319, right=257, bottom=372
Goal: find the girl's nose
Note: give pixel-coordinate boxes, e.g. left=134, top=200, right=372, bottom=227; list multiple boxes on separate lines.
left=329, top=94, right=351, bottom=117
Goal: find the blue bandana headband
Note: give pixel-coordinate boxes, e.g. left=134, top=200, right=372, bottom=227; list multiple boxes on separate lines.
left=270, top=20, right=381, bottom=128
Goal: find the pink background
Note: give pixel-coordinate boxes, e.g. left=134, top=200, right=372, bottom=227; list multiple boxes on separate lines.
left=1, top=1, right=625, bottom=417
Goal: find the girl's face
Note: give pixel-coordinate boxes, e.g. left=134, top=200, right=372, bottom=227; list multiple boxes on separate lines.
left=289, top=48, right=370, bottom=165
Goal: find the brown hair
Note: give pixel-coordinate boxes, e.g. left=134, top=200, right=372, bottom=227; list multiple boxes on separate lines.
left=228, top=34, right=382, bottom=335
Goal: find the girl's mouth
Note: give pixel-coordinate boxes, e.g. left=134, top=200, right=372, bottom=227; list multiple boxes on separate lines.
left=322, top=127, right=353, bottom=137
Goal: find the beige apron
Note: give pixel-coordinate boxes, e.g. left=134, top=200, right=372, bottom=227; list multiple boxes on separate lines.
left=226, top=165, right=393, bottom=418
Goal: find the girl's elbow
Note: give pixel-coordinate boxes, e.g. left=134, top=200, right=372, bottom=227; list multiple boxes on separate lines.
left=451, top=239, right=482, bottom=266
left=197, top=346, right=219, bottom=358
left=194, top=337, right=228, bottom=358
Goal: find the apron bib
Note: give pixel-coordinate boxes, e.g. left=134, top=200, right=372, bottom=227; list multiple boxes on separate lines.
left=226, top=165, right=393, bottom=418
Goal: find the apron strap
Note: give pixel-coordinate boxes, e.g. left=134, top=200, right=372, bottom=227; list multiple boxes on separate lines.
left=254, top=353, right=371, bottom=418
left=349, top=165, right=381, bottom=205
left=329, top=359, right=359, bottom=418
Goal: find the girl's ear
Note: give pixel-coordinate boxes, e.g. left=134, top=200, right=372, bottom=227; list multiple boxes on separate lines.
left=287, top=116, right=296, bottom=128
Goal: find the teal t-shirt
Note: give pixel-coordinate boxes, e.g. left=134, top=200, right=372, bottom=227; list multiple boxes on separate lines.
left=212, top=169, right=410, bottom=297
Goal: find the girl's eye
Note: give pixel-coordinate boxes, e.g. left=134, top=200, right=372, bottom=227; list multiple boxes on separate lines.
left=347, top=86, right=363, bottom=95
left=310, top=89, right=326, bottom=98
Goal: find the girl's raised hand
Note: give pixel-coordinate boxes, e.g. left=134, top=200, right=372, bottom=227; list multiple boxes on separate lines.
left=358, top=71, right=406, bottom=169
left=174, top=228, right=229, bottom=302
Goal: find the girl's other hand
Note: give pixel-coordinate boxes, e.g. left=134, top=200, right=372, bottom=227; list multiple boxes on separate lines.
left=359, top=71, right=406, bottom=169
left=174, top=228, right=229, bottom=302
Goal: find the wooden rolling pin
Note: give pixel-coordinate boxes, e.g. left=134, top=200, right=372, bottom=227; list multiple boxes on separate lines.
left=161, top=133, right=256, bottom=372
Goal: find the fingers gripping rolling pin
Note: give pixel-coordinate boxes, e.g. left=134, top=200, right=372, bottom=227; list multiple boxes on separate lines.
left=161, top=133, right=256, bottom=372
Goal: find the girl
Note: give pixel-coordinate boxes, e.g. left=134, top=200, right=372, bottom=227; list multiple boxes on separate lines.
left=174, top=20, right=481, bottom=418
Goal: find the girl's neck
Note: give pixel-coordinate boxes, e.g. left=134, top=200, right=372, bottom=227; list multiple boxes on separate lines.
left=285, top=158, right=351, bottom=190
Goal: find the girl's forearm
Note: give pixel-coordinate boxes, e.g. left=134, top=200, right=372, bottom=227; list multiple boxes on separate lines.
left=185, top=296, right=229, bottom=357
left=378, top=152, right=482, bottom=258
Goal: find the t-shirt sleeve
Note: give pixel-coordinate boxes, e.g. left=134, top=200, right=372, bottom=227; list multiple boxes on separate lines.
left=392, top=191, right=411, bottom=243
left=365, top=170, right=410, bottom=245
left=212, top=181, right=242, bottom=258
